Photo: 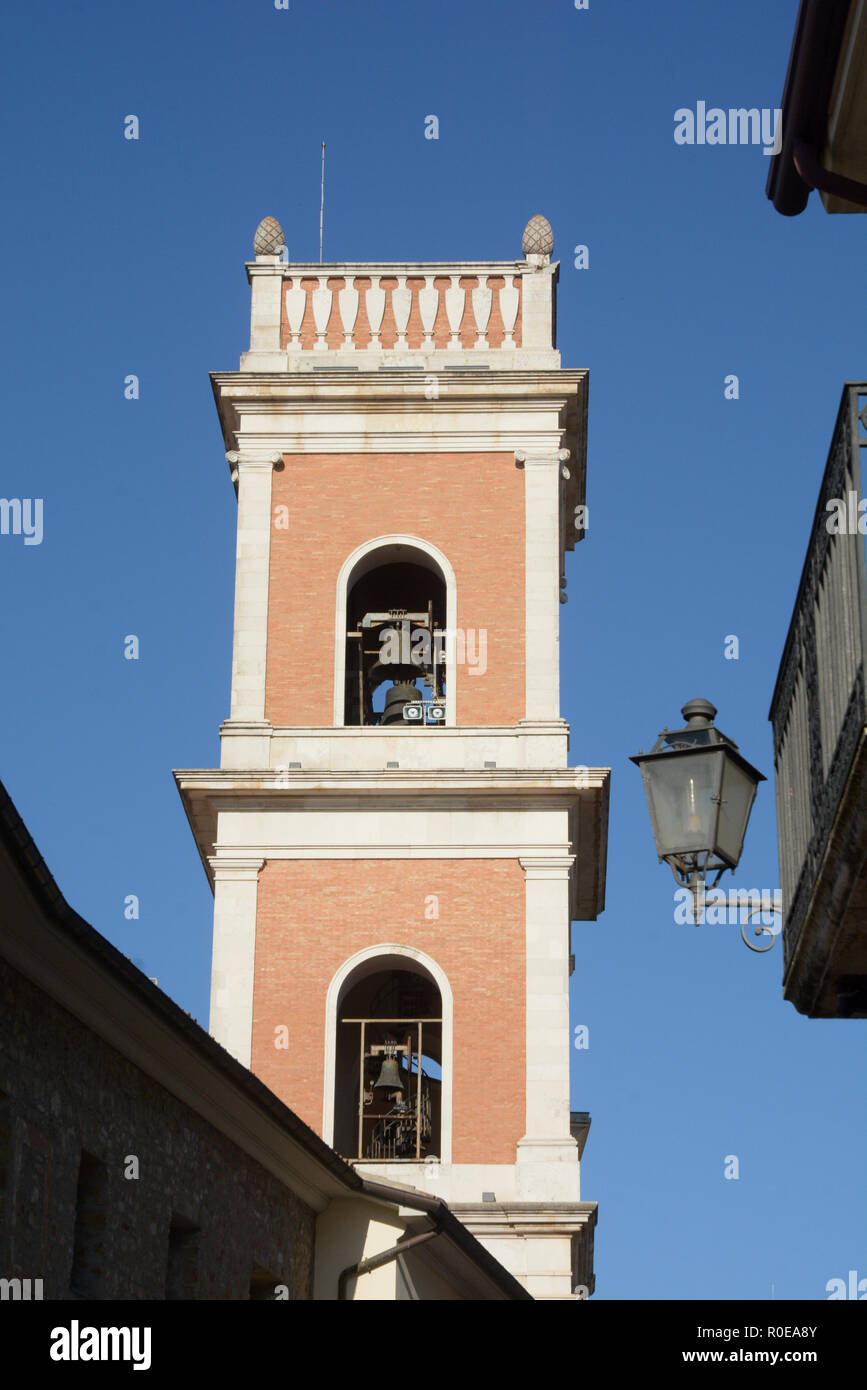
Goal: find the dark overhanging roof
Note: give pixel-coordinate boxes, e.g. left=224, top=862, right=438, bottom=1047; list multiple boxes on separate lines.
left=767, top=381, right=865, bottom=723
left=766, top=0, right=866, bottom=215
left=0, top=773, right=531, bottom=1300
left=0, top=773, right=362, bottom=1190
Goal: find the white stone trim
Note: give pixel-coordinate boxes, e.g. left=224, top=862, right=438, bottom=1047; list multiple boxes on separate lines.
left=519, top=854, right=577, bottom=875
left=332, top=535, right=458, bottom=728
left=211, top=844, right=572, bottom=859
left=520, top=261, right=558, bottom=352
left=212, top=370, right=587, bottom=469
left=208, top=856, right=264, bottom=1067
left=224, top=422, right=568, bottom=456
left=212, top=806, right=572, bottom=857
left=322, top=943, right=453, bottom=1164
left=180, top=767, right=599, bottom=792
left=518, top=854, right=576, bottom=1163
left=219, top=722, right=571, bottom=774
left=248, top=259, right=535, bottom=274
left=227, top=453, right=281, bottom=721
left=249, top=271, right=283, bottom=356
left=517, top=450, right=568, bottom=721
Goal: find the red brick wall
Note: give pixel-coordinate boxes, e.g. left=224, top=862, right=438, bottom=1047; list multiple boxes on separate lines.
left=251, top=859, right=526, bottom=1165
left=265, top=451, right=525, bottom=727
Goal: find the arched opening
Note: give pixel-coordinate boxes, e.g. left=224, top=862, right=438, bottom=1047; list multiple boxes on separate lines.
left=343, top=544, right=448, bottom=727
left=334, top=962, right=443, bottom=1162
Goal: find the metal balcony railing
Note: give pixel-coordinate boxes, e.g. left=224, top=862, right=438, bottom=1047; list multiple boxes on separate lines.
left=769, top=383, right=867, bottom=973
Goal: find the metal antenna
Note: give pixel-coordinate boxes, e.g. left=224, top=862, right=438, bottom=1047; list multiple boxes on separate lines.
left=319, top=141, right=326, bottom=263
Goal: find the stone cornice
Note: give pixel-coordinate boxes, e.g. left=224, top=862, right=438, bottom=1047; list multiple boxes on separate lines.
left=212, top=368, right=586, bottom=399
left=175, top=766, right=610, bottom=921
left=175, top=767, right=608, bottom=796
left=212, top=841, right=574, bottom=851
left=246, top=258, right=559, bottom=280
left=449, top=1202, right=597, bottom=1237
left=207, top=856, right=265, bottom=879
left=220, top=720, right=571, bottom=738
left=211, top=370, right=587, bottom=444
left=519, top=855, right=576, bottom=876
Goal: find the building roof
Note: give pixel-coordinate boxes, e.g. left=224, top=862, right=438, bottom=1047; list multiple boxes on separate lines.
left=767, top=0, right=867, bottom=215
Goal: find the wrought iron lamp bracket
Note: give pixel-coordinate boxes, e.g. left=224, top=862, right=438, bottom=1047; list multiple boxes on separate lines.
left=663, top=856, right=779, bottom=951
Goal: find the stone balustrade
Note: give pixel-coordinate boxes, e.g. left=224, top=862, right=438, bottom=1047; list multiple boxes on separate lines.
left=242, top=227, right=562, bottom=372
left=281, top=269, right=522, bottom=354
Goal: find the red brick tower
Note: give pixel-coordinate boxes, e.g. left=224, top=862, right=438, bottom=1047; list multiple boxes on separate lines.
left=177, top=213, right=610, bottom=1298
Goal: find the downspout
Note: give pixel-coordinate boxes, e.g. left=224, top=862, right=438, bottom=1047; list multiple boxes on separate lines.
left=338, top=1226, right=442, bottom=1300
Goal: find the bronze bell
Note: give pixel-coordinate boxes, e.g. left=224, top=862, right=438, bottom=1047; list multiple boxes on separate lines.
left=381, top=681, right=420, bottom=726
left=373, top=1054, right=404, bottom=1090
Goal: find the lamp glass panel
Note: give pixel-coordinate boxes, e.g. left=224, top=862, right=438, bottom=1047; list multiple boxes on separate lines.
left=641, top=750, right=720, bottom=857
left=715, top=757, right=758, bottom=865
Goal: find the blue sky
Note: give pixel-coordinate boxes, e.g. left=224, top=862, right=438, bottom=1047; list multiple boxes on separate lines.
left=1, top=0, right=864, bottom=1300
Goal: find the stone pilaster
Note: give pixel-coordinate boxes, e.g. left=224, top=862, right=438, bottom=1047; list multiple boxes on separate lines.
left=226, top=453, right=280, bottom=723
left=518, top=450, right=569, bottom=723
left=208, top=856, right=264, bottom=1067
left=517, top=855, right=579, bottom=1200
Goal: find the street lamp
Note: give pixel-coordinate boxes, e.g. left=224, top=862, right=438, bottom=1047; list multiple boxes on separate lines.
left=630, top=698, right=766, bottom=924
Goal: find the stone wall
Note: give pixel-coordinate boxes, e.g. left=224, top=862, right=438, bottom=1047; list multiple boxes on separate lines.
left=0, top=959, right=316, bottom=1300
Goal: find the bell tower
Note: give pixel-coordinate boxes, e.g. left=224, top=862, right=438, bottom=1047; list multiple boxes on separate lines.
left=176, top=213, right=610, bottom=1300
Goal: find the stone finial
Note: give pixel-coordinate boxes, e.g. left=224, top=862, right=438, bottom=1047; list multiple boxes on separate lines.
left=254, top=216, right=286, bottom=257
left=521, top=213, right=554, bottom=258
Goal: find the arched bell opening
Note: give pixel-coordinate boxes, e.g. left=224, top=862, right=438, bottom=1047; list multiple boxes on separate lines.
left=334, top=963, right=443, bottom=1162
left=344, top=550, right=447, bottom=728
